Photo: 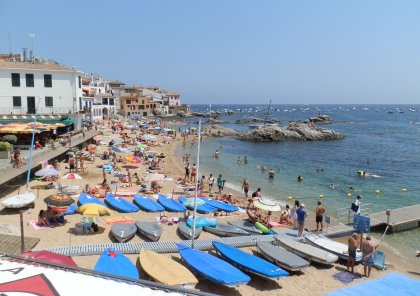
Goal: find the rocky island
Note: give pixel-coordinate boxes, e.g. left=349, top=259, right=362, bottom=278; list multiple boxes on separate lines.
left=203, top=123, right=343, bottom=142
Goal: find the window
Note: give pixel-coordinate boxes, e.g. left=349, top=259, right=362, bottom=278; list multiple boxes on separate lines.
left=78, top=76, right=81, bottom=88
left=11, top=73, right=20, bottom=87
left=126, top=100, right=131, bottom=104
left=26, top=74, right=34, bottom=87
left=142, top=100, right=144, bottom=104
left=109, top=98, right=114, bottom=105
left=146, top=105, right=150, bottom=108
left=45, top=96, right=53, bottom=107
left=44, top=74, right=52, bottom=87
left=138, top=105, right=144, bottom=110
left=13, top=96, right=21, bottom=107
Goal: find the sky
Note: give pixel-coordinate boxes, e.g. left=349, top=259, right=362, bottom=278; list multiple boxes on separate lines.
left=1, top=0, right=420, bottom=104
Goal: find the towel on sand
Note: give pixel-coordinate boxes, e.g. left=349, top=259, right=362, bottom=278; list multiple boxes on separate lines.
left=332, top=271, right=361, bottom=284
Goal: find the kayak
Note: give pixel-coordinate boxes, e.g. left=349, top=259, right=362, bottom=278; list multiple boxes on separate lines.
left=133, top=194, right=164, bottom=212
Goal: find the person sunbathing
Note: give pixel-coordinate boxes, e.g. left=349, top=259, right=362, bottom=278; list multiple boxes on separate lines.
left=160, top=213, right=169, bottom=223
left=279, top=210, right=292, bottom=225
left=37, top=210, right=49, bottom=226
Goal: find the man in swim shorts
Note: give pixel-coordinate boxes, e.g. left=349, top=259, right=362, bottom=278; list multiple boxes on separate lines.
left=362, top=235, right=377, bottom=277
left=315, top=201, right=325, bottom=232
left=347, top=233, right=358, bottom=273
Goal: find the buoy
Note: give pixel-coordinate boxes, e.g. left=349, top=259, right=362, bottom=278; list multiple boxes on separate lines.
left=288, top=196, right=293, bottom=200
left=319, top=194, right=324, bottom=199
left=375, top=190, right=381, bottom=195
left=346, top=193, right=352, bottom=198
left=402, top=188, right=407, bottom=192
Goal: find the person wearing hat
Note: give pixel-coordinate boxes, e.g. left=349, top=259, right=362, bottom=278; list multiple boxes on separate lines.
left=296, top=203, right=307, bottom=237
left=347, top=233, right=359, bottom=273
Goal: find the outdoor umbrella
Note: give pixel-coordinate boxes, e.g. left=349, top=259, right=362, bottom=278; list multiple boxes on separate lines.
left=66, top=151, right=75, bottom=156
left=44, top=194, right=75, bottom=207
left=35, top=167, right=59, bottom=177
left=77, top=204, right=110, bottom=216
left=144, top=173, right=165, bottom=182
left=122, top=165, right=138, bottom=169
left=253, top=198, right=281, bottom=212
left=61, top=173, right=82, bottom=180
left=21, top=250, right=78, bottom=267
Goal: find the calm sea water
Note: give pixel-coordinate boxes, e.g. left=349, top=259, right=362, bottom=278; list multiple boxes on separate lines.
left=175, top=104, right=420, bottom=261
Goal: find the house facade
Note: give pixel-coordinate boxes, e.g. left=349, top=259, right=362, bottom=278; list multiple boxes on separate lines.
left=0, top=58, right=83, bottom=115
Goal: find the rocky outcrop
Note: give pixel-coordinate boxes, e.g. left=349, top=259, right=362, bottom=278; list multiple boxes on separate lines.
left=235, top=118, right=280, bottom=124
left=203, top=123, right=343, bottom=142
left=203, top=125, right=241, bottom=137
left=308, top=114, right=332, bottom=124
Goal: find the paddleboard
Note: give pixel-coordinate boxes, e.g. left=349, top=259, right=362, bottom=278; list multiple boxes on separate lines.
left=94, top=248, right=138, bottom=279
left=257, top=241, right=310, bottom=271
left=228, top=220, right=263, bottom=235
left=201, top=198, right=238, bottom=212
left=203, top=224, right=249, bottom=237
left=178, top=221, right=202, bottom=240
left=139, top=249, right=198, bottom=288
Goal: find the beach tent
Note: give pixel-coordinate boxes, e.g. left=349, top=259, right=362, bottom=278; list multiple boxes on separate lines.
left=35, top=167, right=59, bottom=177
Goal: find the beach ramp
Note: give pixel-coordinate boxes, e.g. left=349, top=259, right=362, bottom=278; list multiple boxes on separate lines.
left=0, top=255, right=213, bottom=296
left=326, top=273, right=420, bottom=296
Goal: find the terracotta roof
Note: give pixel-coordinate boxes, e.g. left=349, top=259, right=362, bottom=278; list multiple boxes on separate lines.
left=0, top=60, right=76, bottom=72
left=167, top=92, right=180, bottom=96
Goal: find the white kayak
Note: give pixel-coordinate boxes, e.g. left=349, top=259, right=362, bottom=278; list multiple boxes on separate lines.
left=1, top=192, right=36, bottom=208
left=304, top=232, right=363, bottom=261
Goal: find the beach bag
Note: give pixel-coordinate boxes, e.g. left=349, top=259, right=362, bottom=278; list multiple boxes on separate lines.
left=351, top=203, right=359, bottom=212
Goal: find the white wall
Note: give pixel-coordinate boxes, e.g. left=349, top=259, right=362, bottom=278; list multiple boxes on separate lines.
left=0, top=68, right=83, bottom=114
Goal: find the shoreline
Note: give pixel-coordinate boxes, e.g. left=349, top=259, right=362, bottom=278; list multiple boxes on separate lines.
left=0, top=125, right=418, bottom=295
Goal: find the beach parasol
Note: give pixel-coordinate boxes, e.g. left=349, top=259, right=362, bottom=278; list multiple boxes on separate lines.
left=144, top=173, right=165, bottom=182
left=77, top=204, right=110, bottom=216
left=44, top=193, right=75, bottom=207
left=35, top=167, right=59, bottom=177
left=66, top=151, right=75, bottom=156
left=54, top=123, right=66, bottom=127
left=122, top=165, right=138, bottom=169
left=253, top=198, right=281, bottom=212
left=61, top=173, right=82, bottom=180
left=21, top=250, right=78, bottom=267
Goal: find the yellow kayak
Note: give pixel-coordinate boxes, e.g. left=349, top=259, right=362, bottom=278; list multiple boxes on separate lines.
left=139, top=249, right=198, bottom=288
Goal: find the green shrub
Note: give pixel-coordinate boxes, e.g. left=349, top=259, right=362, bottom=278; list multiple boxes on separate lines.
left=3, top=135, right=17, bottom=145
left=0, top=142, right=11, bottom=151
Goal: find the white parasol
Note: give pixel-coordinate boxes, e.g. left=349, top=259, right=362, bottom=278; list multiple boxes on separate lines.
left=253, top=198, right=281, bottom=212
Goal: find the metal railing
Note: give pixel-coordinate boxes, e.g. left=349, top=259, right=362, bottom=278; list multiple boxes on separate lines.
left=335, top=203, right=372, bottom=225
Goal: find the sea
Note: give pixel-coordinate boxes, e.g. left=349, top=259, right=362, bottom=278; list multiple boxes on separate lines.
left=174, top=104, right=420, bottom=263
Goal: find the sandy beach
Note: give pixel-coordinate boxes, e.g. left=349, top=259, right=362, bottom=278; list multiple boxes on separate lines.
left=1, top=122, right=419, bottom=296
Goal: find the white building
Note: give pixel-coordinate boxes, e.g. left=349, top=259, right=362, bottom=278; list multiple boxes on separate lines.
left=0, top=58, right=83, bottom=115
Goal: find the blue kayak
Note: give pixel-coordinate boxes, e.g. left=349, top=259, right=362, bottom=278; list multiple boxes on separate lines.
left=178, top=196, right=217, bottom=214
left=158, top=195, right=186, bottom=212
left=94, top=248, right=139, bottom=280
left=201, top=198, right=238, bottom=212
left=105, top=194, right=139, bottom=213
left=212, top=241, right=289, bottom=279
left=78, top=193, right=107, bottom=207
left=133, top=194, right=164, bottom=212
left=177, top=244, right=250, bottom=287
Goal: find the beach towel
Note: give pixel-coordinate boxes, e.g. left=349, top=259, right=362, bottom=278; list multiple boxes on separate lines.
left=29, top=220, right=52, bottom=230
left=104, top=216, right=135, bottom=224
left=332, top=271, right=361, bottom=284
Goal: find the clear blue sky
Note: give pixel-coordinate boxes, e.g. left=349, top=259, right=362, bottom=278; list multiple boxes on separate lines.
left=1, top=1, right=420, bottom=104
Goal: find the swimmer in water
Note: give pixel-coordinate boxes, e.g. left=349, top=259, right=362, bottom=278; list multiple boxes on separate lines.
left=297, top=175, right=304, bottom=182
left=244, top=156, right=248, bottom=164
left=261, top=165, right=266, bottom=173
left=269, top=168, right=275, bottom=178
left=237, top=156, right=241, bottom=164
left=214, top=150, right=219, bottom=158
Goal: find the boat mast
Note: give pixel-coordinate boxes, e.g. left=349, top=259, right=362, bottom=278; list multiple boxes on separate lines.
left=263, top=100, right=272, bottom=126
left=191, top=119, right=201, bottom=248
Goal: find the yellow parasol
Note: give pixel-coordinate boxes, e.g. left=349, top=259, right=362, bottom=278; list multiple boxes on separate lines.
left=77, top=204, right=110, bottom=216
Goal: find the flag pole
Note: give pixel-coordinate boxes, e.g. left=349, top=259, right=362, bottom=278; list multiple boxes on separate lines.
left=191, top=119, right=201, bottom=248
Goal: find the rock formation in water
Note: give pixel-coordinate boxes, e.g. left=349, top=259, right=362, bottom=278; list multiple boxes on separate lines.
left=203, top=123, right=343, bottom=142
left=308, top=114, right=332, bottom=124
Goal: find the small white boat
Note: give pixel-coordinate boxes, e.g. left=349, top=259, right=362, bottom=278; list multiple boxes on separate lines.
left=274, top=235, right=338, bottom=265
left=304, top=233, right=363, bottom=261
left=1, top=192, right=36, bottom=208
